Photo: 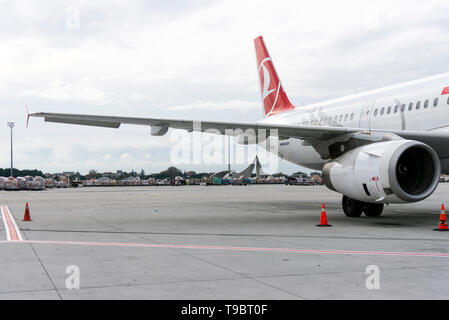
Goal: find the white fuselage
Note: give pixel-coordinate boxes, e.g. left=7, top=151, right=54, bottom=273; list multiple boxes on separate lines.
left=260, top=72, right=449, bottom=171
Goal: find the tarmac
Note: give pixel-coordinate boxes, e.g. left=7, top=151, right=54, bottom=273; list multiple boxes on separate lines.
left=0, top=184, right=449, bottom=299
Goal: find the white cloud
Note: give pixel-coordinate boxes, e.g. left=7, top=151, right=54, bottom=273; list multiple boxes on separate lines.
left=22, top=77, right=111, bottom=105
left=166, top=100, right=260, bottom=112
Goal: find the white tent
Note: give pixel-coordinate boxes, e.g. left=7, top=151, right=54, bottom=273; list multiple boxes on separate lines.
left=236, top=156, right=269, bottom=178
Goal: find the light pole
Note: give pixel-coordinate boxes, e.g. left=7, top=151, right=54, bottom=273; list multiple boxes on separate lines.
left=6, top=122, right=15, bottom=177
left=228, top=135, right=231, bottom=175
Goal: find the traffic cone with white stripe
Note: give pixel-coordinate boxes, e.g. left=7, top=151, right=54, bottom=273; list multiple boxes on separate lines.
left=316, top=203, right=332, bottom=227
left=22, top=202, right=32, bottom=221
left=434, top=203, right=448, bottom=231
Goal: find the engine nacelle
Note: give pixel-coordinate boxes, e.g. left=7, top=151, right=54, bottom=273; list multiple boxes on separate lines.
left=150, top=125, right=169, bottom=136
left=322, top=140, right=441, bottom=203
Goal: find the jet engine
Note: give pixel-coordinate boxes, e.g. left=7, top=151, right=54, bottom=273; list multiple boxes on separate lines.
left=150, top=125, right=169, bottom=136
left=322, top=140, right=441, bottom=204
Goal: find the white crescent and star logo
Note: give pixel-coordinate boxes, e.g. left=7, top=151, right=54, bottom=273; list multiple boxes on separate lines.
left=258, top=57, right=281, bottom=116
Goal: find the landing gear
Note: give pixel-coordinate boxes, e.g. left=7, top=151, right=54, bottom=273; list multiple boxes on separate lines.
left=342, top=195, right=363, bottom=217
left=342, top=195, right=384, bottom=217
left=362, top=203, right=384, bottom=217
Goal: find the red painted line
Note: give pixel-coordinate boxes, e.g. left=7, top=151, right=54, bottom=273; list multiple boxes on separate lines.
left=0, top=239, right=448, bottom=258
left=1, top=206, right=21, bottom=241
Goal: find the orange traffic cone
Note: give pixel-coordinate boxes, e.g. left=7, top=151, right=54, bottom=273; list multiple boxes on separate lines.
left=316, top=203, right=332, bottom=227
left=22, top=202, right=32, bottom=221
left=434, top=203, right=448, bottom=231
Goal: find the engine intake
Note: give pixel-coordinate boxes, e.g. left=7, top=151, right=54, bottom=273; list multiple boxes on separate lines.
left=322, top=140, right=440, bottom=203
left=388, top=142, right=440, bottom=202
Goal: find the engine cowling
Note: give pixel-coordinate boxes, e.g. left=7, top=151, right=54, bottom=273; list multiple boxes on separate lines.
left=322, top=140, right=441, bottom=203
left=150, top=125, right=169, bottom=136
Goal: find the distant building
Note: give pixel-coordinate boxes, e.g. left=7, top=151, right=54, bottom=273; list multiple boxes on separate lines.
left=310, top=172, right=323, bottom=184
left=292, top=171, right=309, bottom=179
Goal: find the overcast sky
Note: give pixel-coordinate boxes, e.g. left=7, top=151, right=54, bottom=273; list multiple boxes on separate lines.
left=1, top=0, right=449, bottom=175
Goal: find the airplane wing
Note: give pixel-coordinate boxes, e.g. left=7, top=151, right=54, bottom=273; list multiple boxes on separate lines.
left=29, top=112, right=449, bottom=158
left=29, top=112, right=358, bottom=140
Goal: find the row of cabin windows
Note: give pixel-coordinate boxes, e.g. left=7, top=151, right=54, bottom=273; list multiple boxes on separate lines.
left=301, top=113, right=355, bottom=125
left=298, top=96, right=448, bottom=125
left=372, top=97, right=448, bottom=117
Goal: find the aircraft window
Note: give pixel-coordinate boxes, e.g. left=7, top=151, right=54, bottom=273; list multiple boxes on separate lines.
left=434, top=98, right=439, bottom=107
left=447, top=97, right=449, bottom=105
left=374, top=109, right=378, bottom=116
left=408, top=102, right=413, bottom=111
left=416, top=101, right=421, bottom=110
left=394, top=105, right=398, bottom=113
left=350, top=113, right=354, bottom=120
left=424, top=100, right=429, bottom=108
left=380, top=107, right=385, bottom=115
left=339, top=115, right=343, bottom=122
left=387, top=106, right=391, bottom=114
left=344, top=114, right=348, bottom=121
left=334, top=116, right=338, bottom=122
left=401, top=104, right=405, bottom=112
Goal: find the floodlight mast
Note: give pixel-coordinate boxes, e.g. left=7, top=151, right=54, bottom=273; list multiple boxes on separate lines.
left=6, top=122, right=15, bottom=177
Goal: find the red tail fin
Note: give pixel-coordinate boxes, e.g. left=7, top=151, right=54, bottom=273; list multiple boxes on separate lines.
left=254, top=36, right=295, bottom=117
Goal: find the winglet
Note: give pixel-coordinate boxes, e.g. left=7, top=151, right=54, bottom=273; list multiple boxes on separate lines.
left=26, top=106, right=30, bottom=128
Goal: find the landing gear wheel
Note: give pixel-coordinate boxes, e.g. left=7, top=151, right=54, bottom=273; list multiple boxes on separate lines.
left=362, top=203, right=384, bottom=217
left=342, top=195, right=363, bottom=217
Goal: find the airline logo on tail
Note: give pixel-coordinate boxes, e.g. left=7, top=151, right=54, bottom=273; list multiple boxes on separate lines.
left=259, top=58, right=277, bottom=100
left=254, top=36, right=295, bottom=117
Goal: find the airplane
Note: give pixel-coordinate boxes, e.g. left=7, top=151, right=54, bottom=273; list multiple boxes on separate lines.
left=30, top=36, right=449, bottom=218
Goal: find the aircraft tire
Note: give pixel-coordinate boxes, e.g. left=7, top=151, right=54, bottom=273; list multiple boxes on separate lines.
left=342, top=195, right=363, bottom=217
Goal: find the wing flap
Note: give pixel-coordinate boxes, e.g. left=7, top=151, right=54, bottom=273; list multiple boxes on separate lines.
left=45, top=117, right=121, bottom=128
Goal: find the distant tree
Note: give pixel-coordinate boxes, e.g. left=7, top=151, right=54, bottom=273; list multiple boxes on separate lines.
left=0, top=168, right=44, bottom=177
left=86, top=169, right=101, bottom=179
left=153, top=166, right=182, bottom=179
left=165, top=166, right=182, bottom=178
